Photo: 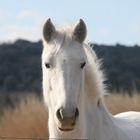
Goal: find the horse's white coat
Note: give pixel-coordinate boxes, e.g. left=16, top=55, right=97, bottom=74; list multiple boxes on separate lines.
left=42, top=19, right=140, bottom=140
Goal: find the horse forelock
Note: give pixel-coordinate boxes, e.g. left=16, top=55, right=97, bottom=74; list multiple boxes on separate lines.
left=42, top=25, right=75, bottom=55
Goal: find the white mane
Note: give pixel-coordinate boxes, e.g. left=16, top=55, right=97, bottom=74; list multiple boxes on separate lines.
left=84, top=44, right=106, bottom=97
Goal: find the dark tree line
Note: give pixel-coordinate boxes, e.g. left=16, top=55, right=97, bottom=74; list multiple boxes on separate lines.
left=92, top=43, right=140, bottom=95
left=0, top=39, right=140, bottom=96
left=0, top=39, right=42, bottom=95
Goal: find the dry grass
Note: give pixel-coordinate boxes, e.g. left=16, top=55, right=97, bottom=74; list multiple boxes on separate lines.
left=0, top=93, right=140, bottom=139
left=105, top=93, right=140, bottom=115
left=0, top=96, right=48, bottom=139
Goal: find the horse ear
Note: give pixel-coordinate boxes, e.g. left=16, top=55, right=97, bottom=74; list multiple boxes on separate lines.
left=73, top=19, right=87, bottom=43
left=43, top=18, right=56, bottom=42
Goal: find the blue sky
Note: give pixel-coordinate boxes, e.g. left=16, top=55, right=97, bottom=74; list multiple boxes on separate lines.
left=0, top=0, right=140, bottom=45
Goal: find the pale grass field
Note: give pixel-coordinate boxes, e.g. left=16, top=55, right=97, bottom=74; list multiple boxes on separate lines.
left=0, top=93, right=140, bottom=139
left=105, top=92, right=140, bottom=115
left=0, top=96, right=48, bottom=139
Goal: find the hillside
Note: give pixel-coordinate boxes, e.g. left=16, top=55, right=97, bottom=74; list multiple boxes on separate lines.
left=92, top=43, right=140, bottom=95
left=0, top=40, right=140, bottom=96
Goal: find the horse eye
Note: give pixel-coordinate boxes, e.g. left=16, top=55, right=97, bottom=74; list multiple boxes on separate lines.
left=45, top=63, right=51, bottom=69
left=80, top=62, right=86, bottom=69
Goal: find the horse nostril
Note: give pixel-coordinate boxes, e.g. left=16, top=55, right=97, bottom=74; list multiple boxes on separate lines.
left=75, top=108, right=79, bottom=118
left=56, top=107, right=79, bottom=121
left=56, top=108, right=63, bottom=120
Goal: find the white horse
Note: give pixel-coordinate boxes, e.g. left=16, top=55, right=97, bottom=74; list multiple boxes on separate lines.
left=42, top=19, right=140, bottom=140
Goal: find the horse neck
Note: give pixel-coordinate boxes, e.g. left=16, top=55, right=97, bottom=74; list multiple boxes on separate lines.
left=83, top=86, right=115, bottom=139
left=82, top=45, right=116, bottom=139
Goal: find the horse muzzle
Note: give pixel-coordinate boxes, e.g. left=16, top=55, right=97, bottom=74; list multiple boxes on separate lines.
left=56, top=107, right=79, bottom=131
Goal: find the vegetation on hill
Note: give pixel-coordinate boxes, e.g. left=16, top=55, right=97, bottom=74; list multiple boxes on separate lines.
left=92, top=43, right=140, bottom=95
left=0, top=39, right=140, bottom=96
left=0, top=40, right=42, bottom=94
